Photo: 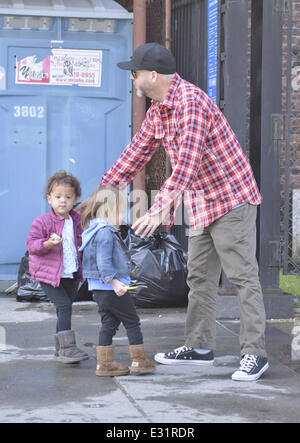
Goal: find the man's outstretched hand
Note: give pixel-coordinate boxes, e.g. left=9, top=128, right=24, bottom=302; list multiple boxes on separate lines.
left=132, top=213, right=161, bottom=238
left=132, top=204, right=171, bottom=238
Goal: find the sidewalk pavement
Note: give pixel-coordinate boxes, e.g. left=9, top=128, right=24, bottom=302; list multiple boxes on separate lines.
left=0, top=294, right=299, bottom=424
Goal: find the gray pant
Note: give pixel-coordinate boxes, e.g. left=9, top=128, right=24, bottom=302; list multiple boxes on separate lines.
left=185, top=203, right=267, bottom=357
left=40, top=279, right=78, bottom=333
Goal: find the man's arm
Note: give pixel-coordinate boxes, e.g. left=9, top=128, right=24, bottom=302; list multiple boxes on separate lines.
left=133, top=101, right=208, bottom=237
left=75, top=109, right=160, bottom=215
left=101, top=109, right=161, bottom=187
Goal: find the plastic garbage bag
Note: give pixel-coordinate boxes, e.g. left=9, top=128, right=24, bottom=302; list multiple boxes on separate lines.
left=16, top=226, right=189, bottom=307
left=16, top=251, right=49, bottom=302
left=121, top=227, right=189, bottom=308
left=16, top=251, right=93, bottom=302
left=75, top=280, right=93, bottom=302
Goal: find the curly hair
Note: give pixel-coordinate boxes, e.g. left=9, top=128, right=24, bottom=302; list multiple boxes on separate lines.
left=45, top=170, right=82, bottom=198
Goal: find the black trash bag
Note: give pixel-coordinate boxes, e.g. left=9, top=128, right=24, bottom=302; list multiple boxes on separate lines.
left=75, top=280, right=93, bottom=302
left=17, top=251, right=93, bottom=302
left=121, top=227, right=189, bottom=308
left=17, top=251, right=49, bottom=302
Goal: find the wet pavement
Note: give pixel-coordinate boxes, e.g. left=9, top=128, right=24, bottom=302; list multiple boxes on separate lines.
left=0, top=294, right=300, bottom=424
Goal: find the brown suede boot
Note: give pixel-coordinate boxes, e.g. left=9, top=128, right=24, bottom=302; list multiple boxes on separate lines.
left=96, top=346, right=130, bottom=377
left=129, top=344, right=156, bottom=375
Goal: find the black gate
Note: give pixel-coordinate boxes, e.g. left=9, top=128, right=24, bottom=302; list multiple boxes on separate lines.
left=171, top=0, right=207, bottom=90
left=170, top=0, right=207, bottom=249
left=170, top=0, right=250, bottom=260
left=170, top=1, right=298, bottom=292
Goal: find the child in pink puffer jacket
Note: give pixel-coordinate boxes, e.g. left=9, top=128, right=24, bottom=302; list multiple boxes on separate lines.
left=26, top=170, right=89, bottom=364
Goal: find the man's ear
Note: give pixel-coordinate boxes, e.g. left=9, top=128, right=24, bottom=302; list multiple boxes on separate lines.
left=151, top=70, right=158, bottom=83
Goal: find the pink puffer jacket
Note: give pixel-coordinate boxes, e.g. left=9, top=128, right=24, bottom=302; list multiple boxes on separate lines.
left=26, top=208, right=83, bottom=287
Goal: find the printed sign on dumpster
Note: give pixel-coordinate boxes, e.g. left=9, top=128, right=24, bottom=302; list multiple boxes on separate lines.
left=16, top=49, right=102, bottom=87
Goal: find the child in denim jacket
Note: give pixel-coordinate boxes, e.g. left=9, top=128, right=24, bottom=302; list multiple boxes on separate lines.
left=80, top=185, right=155, bottom=376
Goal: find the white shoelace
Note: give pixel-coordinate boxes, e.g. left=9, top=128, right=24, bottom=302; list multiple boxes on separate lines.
left=239, top=354, right=258, bottom=372
left=167, top=346, right=193, bottom=359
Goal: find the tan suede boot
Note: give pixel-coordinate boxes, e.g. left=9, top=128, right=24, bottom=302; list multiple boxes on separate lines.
left=129, top=344, right=156, bottom=375
left=96, top=346, right=130, bottom=377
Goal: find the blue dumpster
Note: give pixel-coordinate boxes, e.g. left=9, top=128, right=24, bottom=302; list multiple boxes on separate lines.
left=0, top=1, right=133, bottom=279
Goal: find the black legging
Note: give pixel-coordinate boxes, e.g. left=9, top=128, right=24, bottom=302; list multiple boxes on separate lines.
left=93, top=290, right=143, bottom=346
left=40, top=279, right=78, bottom=333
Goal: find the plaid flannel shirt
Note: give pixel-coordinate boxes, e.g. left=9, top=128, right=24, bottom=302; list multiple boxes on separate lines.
left=101, top=73, right=262, bottom=230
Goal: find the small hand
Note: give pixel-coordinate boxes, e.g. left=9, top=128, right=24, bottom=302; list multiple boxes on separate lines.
left=44, top=235, right=62, bottom=249
left=111, top=279, right=128, bottom=297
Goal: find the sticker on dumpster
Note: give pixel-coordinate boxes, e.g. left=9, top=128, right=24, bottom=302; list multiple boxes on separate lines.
left=15, top=49, right=102, bottom=87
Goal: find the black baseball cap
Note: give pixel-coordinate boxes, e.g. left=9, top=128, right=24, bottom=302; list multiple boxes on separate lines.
left=117, top=43, right=176, bottom=74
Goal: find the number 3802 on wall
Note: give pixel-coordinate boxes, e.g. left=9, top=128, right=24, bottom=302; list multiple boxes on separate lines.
left=13, top=105, right=45, bottom=118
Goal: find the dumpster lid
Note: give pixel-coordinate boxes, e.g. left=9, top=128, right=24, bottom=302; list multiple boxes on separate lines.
left=0, top=0, right=133, bottom=19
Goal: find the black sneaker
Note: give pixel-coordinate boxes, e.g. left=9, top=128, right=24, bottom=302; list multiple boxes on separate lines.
left=154, top=346, right=214, bottom=366
left=232, top=354, right=269, bottom=381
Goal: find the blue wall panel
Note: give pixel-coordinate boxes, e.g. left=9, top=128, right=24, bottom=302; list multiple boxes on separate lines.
left=0, top=17, right=133, bottom=279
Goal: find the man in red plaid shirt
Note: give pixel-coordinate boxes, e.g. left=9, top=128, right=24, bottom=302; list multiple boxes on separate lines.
left=101, top=43, right=269, bottom=381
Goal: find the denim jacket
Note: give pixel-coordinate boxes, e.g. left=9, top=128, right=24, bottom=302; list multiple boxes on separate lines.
left=80, top=219, right=131, bottom=284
